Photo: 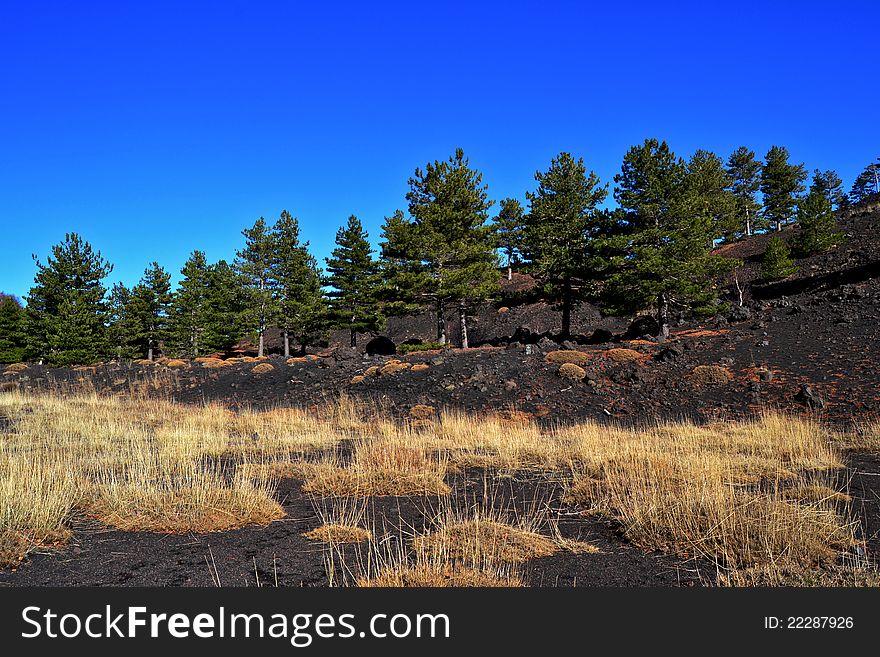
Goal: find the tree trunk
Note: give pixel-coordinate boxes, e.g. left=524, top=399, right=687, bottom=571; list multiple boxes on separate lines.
left=148, top=345, right=153, bottom=361
left=350, top=327, right=357, bottom=348
left=436, top=298, right=446, bottom=345
left=507, top=265, right=512, bottom=281
left=283, top=331, right=290, bottom=358
left=258, top=332, right=264, bottom=358
left=745, top=208, right=751, bottom=236
left=561, top=279, right=572, bottom=339
left=657, top=292, right=670, bottom=342
left=459, top=301, right=469, bottom=349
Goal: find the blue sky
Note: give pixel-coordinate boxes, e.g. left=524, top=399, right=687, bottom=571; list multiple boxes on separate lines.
left=1, top=1, right=877, bottom=301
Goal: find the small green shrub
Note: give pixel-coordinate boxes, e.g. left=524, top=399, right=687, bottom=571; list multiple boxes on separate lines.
left=762, top=237, right=798, bottom=281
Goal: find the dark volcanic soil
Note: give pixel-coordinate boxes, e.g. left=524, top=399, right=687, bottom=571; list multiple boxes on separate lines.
left=0, top=473, right=708, bottom=588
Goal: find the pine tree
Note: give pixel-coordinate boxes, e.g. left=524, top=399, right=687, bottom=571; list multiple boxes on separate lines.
left=493, top=198, right=525, bottom=281
left=760, top=146, right=807, bottom=231
left=686, top=149, right=738, bottom=244
left=761, top=237, right=797, bottom=281
left=377, top=209, right=432, bottom=317
left=203, top=260, right=247, bottom=354
left=128, top=262, right=172, bottom=361
left=522, top=152, right=609, bottom=338
left=235, top=217, right=277, bottom=357
left=605, top=139, right=736, bottom=340
left=0, top=294, right=27, bottom=363
left=792, top=188, right=844, bottom=256
left=809, top=169, right=846, bottom=210
left=324, top=215, right=383, bottom=347
left=405, top=148, right=498, bottom=348
left=26, top=233, right=113, bottom=365
left=167, top=251, right=212, bottom=358
left=725, top=146, right=762, bottom=236
left=849, top=161, right=880, bottom=204
left=107, top=283, right=140, bottom=359
left=272, top=210, right=328, bottom=357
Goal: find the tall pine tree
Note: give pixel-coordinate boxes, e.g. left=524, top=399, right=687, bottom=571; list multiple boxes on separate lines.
left=809, top=169, right=846, bottom=210
left=686, top=149, right=738, bottom=244
left=377, top=209, right=432, bottom=317
left=0, top=294, right=27, bottom=363
left=26, top=233, right=113, bottom=365
left=272, top=210, right=327, bottom=357
left=725, top=146, right=762, bottom=236
left=235, top=217, right=277, bottom=357
left=324, top=215, right=383, bottom=347
left=605, top=139, right=735, bottom=340
left=167, top=251, right=212, bottom=358
left=522, top=152, right=609, bottom=338
left=760, top=146, right=807, bottom=231
left=128, top=262, right=172, bottom=361
left=493, top=198, right=525, bottom=281
left=107, top=283, right=140, bottom=359
left=405, top=148, right=498, bottom=348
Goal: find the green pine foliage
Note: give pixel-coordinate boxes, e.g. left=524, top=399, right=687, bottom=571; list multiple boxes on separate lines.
left=604, top=139, right=737, bottom=339
left=377, top=209, right=432, bottom=317
left=26, top=233, right=113, bottom=365
left=405, top=148, right=499, bottom=347
left=725, top=146, right=763, bottom=236
left=203, top=260, right=247, bottom=354
left=166, top=251, right=212, bottom=358
left=324, top=215, right=383, bottom=347
left=128, top=262, right=172, bottom=360
left=760, top=146, right=807, bottom=231
left=761, top=237, right=798, bottom=281
left=493, top=198, right=525, bottom=280
left=236, top=217, right=278, bottom=357
left=686, top=149, right=738, bottom=243
left=792, top=188, right=844, bottom=256
left=849, top=161, right=879, bottom=204
left=522, top=152, right=609, bottom=338
left=809, top=169, right=846, bottom=210
left=272, top=210, right=328, bottom=357
left=0, top=294, right=28, bottom=363
left=107, top=283, right=141, bottom=359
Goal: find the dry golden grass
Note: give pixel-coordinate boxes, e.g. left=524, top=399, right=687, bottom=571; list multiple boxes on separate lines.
left=408, top=404, right=435, bottom=420
left=411, top=363, right=430, bottom=373
left=350, top=375, right=365, bottom=384
left=252, top=363, right=275, bottom=374
left=558, top=363, right=586, bottom=380
left=781, top=483, right=852, bottom=504
left=298, top=438, right=450, bottom=497
left=379, top=360, right=411, bottom=375
left=690, top=364, right=733, bottom=385
left=414, top=519, right=558, bottom=563
left=4, top=363, right=28, bottom=372
left=0, top=392, right=358, bottom=563
left=358, top=564, right=521, bottom=587
left=164, top=359, right=188, bottom=368
left=305, top=524, right=372, bottom=543
left=364, top=366, right=380, bottom=377
left=545, top=350, right=590, bottom=366
left=604, top=348, right=644, bottom=363
left=562, top=415, right=853, bottom=570
left=0, top=389, right=868, bottom=584
left=199, top=358, right=230, bottom=369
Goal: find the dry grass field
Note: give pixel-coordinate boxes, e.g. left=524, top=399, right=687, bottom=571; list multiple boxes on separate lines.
left=0, top=389, right=876, bottom=585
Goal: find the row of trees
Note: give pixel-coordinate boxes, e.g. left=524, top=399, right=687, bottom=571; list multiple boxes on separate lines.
left=4, top=141, right=867, bottom=365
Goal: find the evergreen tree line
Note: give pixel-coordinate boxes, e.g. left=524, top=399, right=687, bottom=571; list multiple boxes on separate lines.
left=2, top=141, right=869, bottom=365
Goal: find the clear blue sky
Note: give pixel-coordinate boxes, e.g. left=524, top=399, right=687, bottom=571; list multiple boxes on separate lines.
left=1, top=1, right=877, bottom=301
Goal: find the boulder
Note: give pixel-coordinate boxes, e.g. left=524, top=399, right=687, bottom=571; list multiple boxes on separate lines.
left=624, top=315, right=660, bottom=339
left=365, top=336, right=396, bottom=356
